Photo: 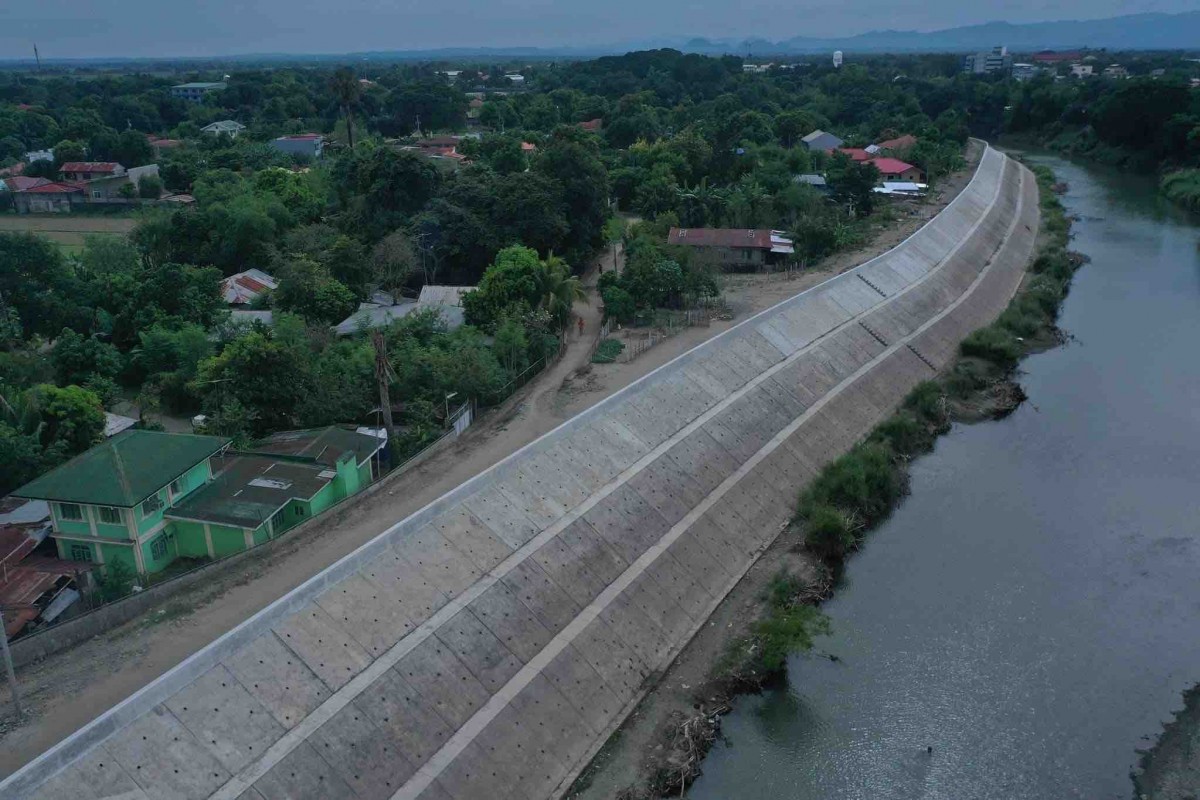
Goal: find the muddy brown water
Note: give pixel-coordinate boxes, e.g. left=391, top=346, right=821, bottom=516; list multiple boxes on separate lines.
left=687, top=156, right=1200, bottom=799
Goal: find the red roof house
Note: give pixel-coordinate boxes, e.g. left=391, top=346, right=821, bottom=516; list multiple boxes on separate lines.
left=833, top=147, right=872, bottom=162
left=868, top=157, right=922, bottom=182
left=578, top=118, right=603, bottom=132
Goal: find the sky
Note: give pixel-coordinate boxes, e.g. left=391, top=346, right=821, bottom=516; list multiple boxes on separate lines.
left=2, top=0, right=1196, bottom=60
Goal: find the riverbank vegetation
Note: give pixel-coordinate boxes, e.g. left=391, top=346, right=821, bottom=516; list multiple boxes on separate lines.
left=610, top=163, right=1082, bottom=800
left=1003, top=60, right=1200, bottom=209
left=795, top=161, right=1076, bottom=565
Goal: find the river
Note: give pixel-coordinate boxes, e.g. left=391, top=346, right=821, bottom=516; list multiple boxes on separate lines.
left=687, top=156, right=1200, bottom=800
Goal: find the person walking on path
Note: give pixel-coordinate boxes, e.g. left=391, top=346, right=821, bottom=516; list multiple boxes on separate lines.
left=577, top=316, right=585, bottom=339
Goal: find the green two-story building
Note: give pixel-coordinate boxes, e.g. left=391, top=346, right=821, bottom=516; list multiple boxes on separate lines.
left=14, top=427, right=386, bottom=577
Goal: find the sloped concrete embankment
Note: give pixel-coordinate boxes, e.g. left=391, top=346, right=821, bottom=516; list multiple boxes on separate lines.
left=2, top=145, right=1037, bottom=800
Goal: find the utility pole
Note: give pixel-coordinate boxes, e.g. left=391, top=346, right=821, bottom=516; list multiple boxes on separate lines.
left=371, top=331, right=396, bottom=445
left=0, top=609, right=23, bottom=717
left=32, top=43, right=41, bottom=72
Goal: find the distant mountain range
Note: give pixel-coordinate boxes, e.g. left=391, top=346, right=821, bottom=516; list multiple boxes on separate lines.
left=678, top=11, right=1200, bottom=55
left=4, top=10, right=1199, bottom=66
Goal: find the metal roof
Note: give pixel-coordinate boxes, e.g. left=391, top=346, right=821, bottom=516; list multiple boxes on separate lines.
left=165, top=454, right=333, bottom=529
left=58, top=162, right=121, bottom=173
left=250, top=426, right=385, bottom=467
left=13, top=430, right=229, bottom=507
left=668, top=227, right=782, bottom=250
left=869, top=157, right=918, bottom=174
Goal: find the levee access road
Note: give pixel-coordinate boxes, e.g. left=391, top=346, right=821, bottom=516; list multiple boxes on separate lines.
left=1, top=144, right=1037, bottom=800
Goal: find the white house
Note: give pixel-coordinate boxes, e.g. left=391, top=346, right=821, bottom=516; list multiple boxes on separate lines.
left=201, top=120, right=246, bottom=138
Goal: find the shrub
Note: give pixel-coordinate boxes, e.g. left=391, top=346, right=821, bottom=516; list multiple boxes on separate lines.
left=903, top=380, right=946, bottom=426
left=803, top=504, right=856, bottom=560
left=798, top=442, right=903, bottom=527
left=944, top=358, right=996, bottom=398
left=752, top=604, right=831, bottom=674
left=870, top=413, right=934, bottom=457
left=960, top=326, right=1022, bottom=370
left=98, top=559, right=137, bottom=603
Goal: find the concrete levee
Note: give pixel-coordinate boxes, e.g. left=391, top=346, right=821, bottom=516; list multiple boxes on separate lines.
left=2, top=145, right=1039, bottom=800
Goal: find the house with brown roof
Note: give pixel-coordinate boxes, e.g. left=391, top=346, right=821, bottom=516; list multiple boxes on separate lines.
left=12, top=182, right=85, bottom=213
left=59, top=162, right=125, bottom=182
left=875, top=134, right=917, bottom=153
left=578, top=118, right=603, bottom=132
left=667, top=228, right=795, bottom=270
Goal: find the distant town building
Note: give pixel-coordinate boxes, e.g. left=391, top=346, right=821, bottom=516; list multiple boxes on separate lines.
left=24, top=149, right=53, bottom=163
left=742, top=63, right=772, bottom=74
left=1102, top=64, right=1129, bottom=79
left=170, top=82, right=226, bottom=103
left=1012, top=63, right=1039, bottom=81
left=801, top=129, right=844, bottom=152
left=1032, top=50, right=1082, bottom=64
left=504, top=73, right=526, bottom=85
left=270, top=134, right=324, bottom=160
left=667, top=228, right=795, bottom=270
left=1070, top=63, right=1095, bottom=78
left=201, top=120, right=246, bottom=138
left=963, top=46, right=1012, bottom=75
left=833, top=50, right=843, bottom=69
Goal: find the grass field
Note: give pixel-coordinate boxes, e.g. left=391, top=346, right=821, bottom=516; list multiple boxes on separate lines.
left=0, top=214, right=136, bottom=252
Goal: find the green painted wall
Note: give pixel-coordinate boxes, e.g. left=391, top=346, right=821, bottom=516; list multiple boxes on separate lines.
left=100, top=542, right=137, bottom=574
left=334, top=457, right=361, bottom=501
left=92, top=507, right=131, bottom=541
left=209, top=524, right=248, bottom=558
left=252, top=524, right=270, bottom=547
left=135, top=488, right=169, bottom=536
left=171, top=460, right=210, bottom=503
left=171, top=520, right=210, bottom=559
left=308, top=477, right=338, bottom=516
left=53, top=503, right=92, bottom=538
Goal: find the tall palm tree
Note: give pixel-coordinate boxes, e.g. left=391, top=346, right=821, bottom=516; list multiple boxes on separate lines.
left=330, top=67, right=362, bottom=149
left=537, top=254, right=587, bottom=329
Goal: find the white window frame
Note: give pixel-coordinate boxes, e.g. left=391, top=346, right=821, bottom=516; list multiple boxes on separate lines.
left=97, top=506, right=123, bottom=525
left=59, top=503, right=83, bottom=521
left=141, top=493, right=164, bottom=518
left=69, top=543, right=93, bottom=562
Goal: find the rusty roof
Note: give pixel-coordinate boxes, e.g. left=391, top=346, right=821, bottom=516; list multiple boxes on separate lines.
left=667, top=228, right=774, bottom=249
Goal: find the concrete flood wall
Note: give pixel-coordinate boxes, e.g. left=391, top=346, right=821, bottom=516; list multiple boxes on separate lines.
left=2, top=146, right=1039, bottom=800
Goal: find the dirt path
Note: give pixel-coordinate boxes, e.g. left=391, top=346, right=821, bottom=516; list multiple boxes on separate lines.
left=0, top=155, right=981, bottom=777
